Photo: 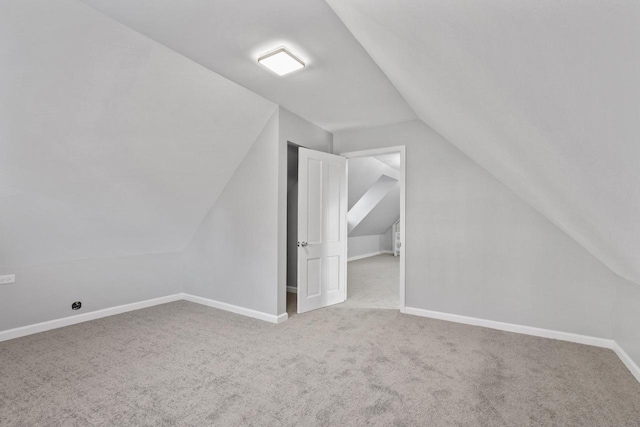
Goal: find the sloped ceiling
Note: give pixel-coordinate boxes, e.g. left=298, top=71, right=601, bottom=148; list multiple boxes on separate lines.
left=348, top=157, right=400, bottom=237
left=350, top=184, right=400, bottom=237
left=348, top=175, right=397, bottom=233
left=348, top=156, right=399, bottom=210
left=0, top=0, right=276, bottom=266
left=326, top=0, right=640, bottom=284
left=79, top=0, right=416, bottom=132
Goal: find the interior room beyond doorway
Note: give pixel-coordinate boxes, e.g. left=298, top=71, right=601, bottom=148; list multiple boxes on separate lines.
left=286, top=145, right=405, bottom=316
left=344, top=152, right=402, bottom=309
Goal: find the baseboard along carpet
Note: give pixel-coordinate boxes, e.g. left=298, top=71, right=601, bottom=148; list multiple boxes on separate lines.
left=1, top=300, right=639, bottom=426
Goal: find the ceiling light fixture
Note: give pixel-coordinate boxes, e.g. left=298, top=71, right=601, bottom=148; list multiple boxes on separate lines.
left=258, top=47, right=305, bottom=76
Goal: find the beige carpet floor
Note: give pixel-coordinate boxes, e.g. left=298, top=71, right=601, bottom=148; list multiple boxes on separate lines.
left=343, top=254, right=399, bottom=309
left=2, top=299, right=640, bottom=426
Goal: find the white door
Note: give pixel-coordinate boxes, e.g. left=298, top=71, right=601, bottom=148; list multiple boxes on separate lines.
left=297, top=147, right=347, bottom=314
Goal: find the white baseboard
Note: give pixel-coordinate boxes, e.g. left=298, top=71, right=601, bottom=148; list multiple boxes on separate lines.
left=2, top=295, right=636, bottom=383
left=401, top=306, right=614, bottom=348
left=0, top=292, right=289, bottom=343
left=402, top=306, right=640, bottom=384
left=0, top=294, right=182, bottom=342
left=181, top=293, right=287, bottom=324
left=286, top=286, right=297, bottom=294
left=612, top=341, right=640, bottom=384
left=348, top=251, right=393, bottom=262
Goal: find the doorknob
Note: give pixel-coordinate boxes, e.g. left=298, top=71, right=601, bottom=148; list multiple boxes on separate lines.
left=298, top=241, right=308, bottom=247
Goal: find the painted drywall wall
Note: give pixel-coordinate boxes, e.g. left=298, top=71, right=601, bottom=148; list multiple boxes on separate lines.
left=334, top=120, right=628, bottom=340
left=278, top=108, right=333, bottom=303
left=380, top=227, right=393, bottom=252
left=327, top=0, right=640, bottom=285
left=279, top=108, right=334, bottom=153
left=183, top=111, right=280, bottom=315
left=613, top=280, right=640, bottom=369
left=0, top=0, right=278, bottom=333
left=0, top=252, right=182, bottom=331
left=0, top=0, right=276, bottom=267
left=184, top=107, right=331, bottom=314
left=348, top=235, right=386, bottom=260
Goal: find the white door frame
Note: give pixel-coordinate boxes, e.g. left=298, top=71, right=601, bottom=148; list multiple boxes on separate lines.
left=340, top=146, right=406, bottom=311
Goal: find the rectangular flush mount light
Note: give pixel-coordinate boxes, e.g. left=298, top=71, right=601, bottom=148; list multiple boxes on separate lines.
left=258, top=47, right=305, bottom=76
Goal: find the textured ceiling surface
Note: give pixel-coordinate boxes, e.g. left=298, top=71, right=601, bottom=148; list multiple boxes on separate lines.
left=0, top=0, right=276, bottom=266
left=326, top=0, right=640, bottom=284
left=79, top=0, right=416, bottom=132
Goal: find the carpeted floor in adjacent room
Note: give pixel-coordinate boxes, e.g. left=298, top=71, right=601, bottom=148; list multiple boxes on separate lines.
left=287, top=253, right=399, bottom=315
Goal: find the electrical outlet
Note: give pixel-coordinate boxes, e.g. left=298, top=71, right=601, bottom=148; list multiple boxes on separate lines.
left=0, top=274, right=15, bottom=285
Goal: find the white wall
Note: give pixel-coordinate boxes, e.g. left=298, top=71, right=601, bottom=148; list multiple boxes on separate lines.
left=0, top=105, right=332, bottom=330
left=0, top=0, right=276, bottom=332
left=183, top=111, right=280, bottom=316
left=347, top=231, right=394, bottom=260
left=182, top=107, right=332, bottom=316
left=327, top=0, right=640, bottom=286
left=380, top=227, right=393, bottom=252
left=0, top=252, right=183, bottom=331
left=613, top=280, right=640, bottom=368
left=278, top=108, right=333, bottom=311
left=348, top=235, right=383, bottom=260
left=334, top=120, right=628, bottom=341
left=0, top=0, right=275, bottom=267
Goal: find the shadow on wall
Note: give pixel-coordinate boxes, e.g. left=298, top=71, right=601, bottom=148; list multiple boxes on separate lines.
left=287, top=144, right=299, bottom=291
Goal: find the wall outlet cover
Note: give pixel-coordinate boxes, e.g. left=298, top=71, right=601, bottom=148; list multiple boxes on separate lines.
left=0, top=274, right=16, bottom=285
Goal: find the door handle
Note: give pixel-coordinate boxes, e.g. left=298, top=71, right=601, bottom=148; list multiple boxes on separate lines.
left=298, top=241, right=308, bottom=247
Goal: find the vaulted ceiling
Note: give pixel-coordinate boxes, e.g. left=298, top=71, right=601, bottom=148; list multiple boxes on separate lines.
left=2, top=0, right=637, bottom=288
left=347, top=156, right=400, bottom=237
left=326, top=0, right=640, bottom=285
left=79, top=0, right=416, bottom=132
left=0, top=0, right=276, bottom=266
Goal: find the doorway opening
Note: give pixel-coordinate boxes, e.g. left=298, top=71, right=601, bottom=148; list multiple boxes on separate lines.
left=342, top=147, right=405, bottom=310
left=286, top=145, right=405, bottom=317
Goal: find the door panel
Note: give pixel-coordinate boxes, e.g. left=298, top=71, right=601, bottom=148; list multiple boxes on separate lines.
left=325, top=256, right=340, bottom=292
left=326, top=162, right=341, bottom=242
left=297, top=148, right=347, bottom=314
left=306, top=257, right=322, bottom=297
left=307, top=159, right=323, bottom=244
